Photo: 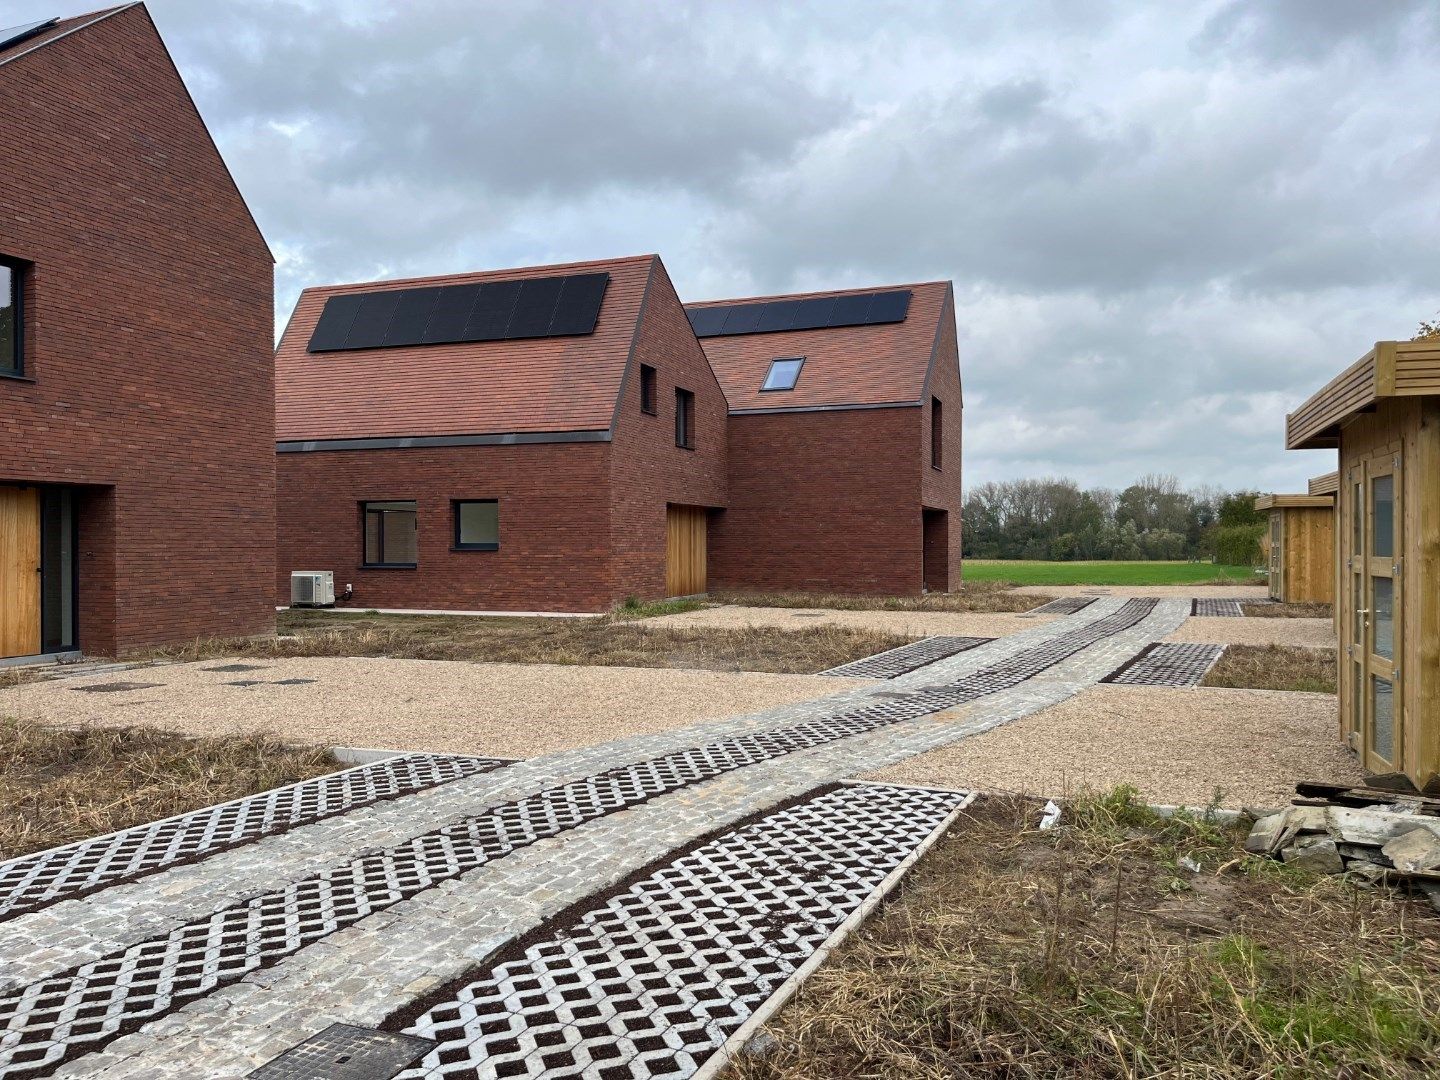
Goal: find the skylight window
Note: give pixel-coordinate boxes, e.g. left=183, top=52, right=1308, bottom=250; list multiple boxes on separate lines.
left=761, top=357, right=804, bottom=391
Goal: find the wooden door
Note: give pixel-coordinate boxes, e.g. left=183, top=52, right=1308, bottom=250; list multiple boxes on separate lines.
left=1268, top=511, right=1282, bottom=600
left=1344, top=466, right=1364, bottom=749
left=1361, top=454, right=1402, bottom=773
left=0, top=485, right=41, bottom=659
left=665, top=505, right=707, bottom=597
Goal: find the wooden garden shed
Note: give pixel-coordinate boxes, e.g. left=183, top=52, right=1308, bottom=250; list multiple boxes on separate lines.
left=1286, top=339, right=1440, bottom=790
left=1254, top=490, right=1334, bottom=604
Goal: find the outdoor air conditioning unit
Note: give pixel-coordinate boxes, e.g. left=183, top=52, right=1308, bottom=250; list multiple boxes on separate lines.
left=291, top=571, right=335, bottom=608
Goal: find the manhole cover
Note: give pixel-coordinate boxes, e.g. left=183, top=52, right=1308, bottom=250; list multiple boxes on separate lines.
left=248, top=1023, right=434, bottom=1079
left=71, top=681, right=160, bottom=693
left=202, top=663, right=269, bottom=673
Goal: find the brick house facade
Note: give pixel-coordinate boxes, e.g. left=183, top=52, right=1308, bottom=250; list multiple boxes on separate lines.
left=274, top=256, right=727, bottom=612
left=696, top=282, right=963, bottom=597
left=0, top=5, right=275, bottom=660
left=276, top=270, right=960, bottom=612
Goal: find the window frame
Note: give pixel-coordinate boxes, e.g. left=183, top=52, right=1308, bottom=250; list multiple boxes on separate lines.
left=675, top=387, right=695, bottom=449
left=760, top=356, right=805, bottom=392
left=451, top=498, right=500, bottom=552
left=361, top=500, right=419, bottom=568
left=639, top=363, right=658, bottom=415
left=930, top=395, right=943, bottom=470
left=0, top=253, right=27, bottom=380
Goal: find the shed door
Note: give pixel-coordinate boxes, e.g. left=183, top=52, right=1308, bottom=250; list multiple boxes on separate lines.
left=0, top=486, right=41, bottom=659
left=1268, top=511, right=1282, bottom=600
left=665, top=505, right=707, bottom=597
left=1361, top=454, right=1402, bottom=774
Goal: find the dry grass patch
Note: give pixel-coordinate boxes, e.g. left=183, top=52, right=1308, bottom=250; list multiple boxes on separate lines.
left=1203, top=644, right=1337, bottom=694
left=0, top=717, right=339, bottom=862
left=725, top=788, right=1440, bottom=1079
left=1244, top=601, right=1333, bottom=619
left=135, top=610, right=911, bottom=675
left=712, top=581, right=1047, bottom=614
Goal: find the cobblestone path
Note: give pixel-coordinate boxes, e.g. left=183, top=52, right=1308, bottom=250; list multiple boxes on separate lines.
left=0, top=597, right=1190, bottom=1079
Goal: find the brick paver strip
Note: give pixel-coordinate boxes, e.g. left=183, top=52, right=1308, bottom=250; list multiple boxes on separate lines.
left=0, top=754, right=508, bottom=924
left=1027, top=597, right=1096, bottom=615
left=0, top=600, right=1160, bottom=1078
left=386, top=783, right=965, bottom=1080
left=1101, top=642, right=1226, bottom=687
left=818, top=635, right=992, bottom=678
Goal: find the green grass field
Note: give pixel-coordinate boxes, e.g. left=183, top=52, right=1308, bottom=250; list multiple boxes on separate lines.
left=962, top=560, right=1262, bottom=586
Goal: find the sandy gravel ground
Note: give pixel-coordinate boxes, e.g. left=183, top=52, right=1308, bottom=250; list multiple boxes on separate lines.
left=1009, top=584, right=1269, bottom=598
left=864, top=685, right=1361, bottom=809
left=1165, top=617, right=1334, bottom=648
left=644, top=605, right=1054, bottom=639
left=0, top=658, right=867, bottom=759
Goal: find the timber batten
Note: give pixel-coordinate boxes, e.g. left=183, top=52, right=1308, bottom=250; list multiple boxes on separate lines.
left=1308, top=471, right=1339, bottom=496
left=1288, top=341, right=1440, bottom=450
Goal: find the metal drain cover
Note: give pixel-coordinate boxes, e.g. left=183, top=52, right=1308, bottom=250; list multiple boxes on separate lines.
left=248, top=1023, right=435, bottom=1079
left=203, top=663, right=269, bottom=673
left=70, top=681, right=160, bottom=693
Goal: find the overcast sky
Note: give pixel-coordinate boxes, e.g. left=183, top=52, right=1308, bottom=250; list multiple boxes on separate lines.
left=19, top=0, right=1440, bottom=491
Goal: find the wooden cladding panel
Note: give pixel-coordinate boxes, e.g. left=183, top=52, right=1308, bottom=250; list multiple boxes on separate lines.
left=1276, top=504, right=1335, bottom=604
left=665, top=504, right=707, bottom=597
left=1286, top=349, right=1377, bottom=449
left=1395, top=344, right=1440, bottom=395
left=1307, top=471, right=1339, bottom=496
left=0, top=486, right=41, bottom=659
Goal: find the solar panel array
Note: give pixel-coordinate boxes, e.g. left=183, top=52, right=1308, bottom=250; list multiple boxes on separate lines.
left=0, top=17, right=57, bottom=52
left=306, top=272, right=610, bottom=353
left=685, top=289, right=912, bottom=338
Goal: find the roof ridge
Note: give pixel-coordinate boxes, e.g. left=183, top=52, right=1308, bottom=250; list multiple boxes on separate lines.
left=299, top=253, right=660, bottom=295
left=685, top=279, right=950, bottom=308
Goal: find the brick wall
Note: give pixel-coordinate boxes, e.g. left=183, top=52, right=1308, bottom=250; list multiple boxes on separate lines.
left=276, top=443, right=615, bottom=612
left=608, top=259, right=728, bottom=600
left=0, top=7, right=275, bottom=656
left=919, top=289, right=963, bottom=588
left=709, top=407, right=926, bottom=596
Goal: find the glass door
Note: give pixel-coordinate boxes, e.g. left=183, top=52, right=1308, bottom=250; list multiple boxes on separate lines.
left=1363, top=454, right=1401, bottom=773
left=1346, top=467, right=1364, bottom=747
left=1268, top=511, right=1282, bottom=599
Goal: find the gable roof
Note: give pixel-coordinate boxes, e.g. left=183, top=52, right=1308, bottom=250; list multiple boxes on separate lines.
left=685, top=281, right=953, bottom=413
left=0, top=6, right=134, bottom=68
left=276, top=255, right=658, bottom=444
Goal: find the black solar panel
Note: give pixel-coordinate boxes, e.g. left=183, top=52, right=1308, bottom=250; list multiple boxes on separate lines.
left=306, top=272, right=610, bottom=353
left=0, top=18, right=58, bottom=52
left=685, top=289, right=911, bottom=338
left=383, top=287, right=441, bottom=347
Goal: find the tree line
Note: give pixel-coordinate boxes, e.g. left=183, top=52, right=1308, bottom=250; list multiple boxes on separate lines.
left=961, top=474, right=1266, bottom=564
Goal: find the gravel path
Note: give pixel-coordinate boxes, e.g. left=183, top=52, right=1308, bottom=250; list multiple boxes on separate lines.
left=1008, top=584, right=1269, bottom=598
left=1165, top=616, right=1334, bottom=648
left=0, top=657, right=868, bottom=759
left=643, top=605, right=1054, bottom=638
left=864, top=685, right=1363, bottom=809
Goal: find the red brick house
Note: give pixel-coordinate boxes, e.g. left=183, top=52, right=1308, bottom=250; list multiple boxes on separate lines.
left=274, top=255, right=728, bottom=612
left=690, top=282, right=962, bottom=595
left=0, top=5, right=275, bottom=661
left=276, top=269, right=960, bottom=611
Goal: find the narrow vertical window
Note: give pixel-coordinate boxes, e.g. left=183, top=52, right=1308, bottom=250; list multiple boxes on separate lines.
left=0, top=256, right=23, bottom=377
left=930, top=396, right=943, bottom=469
left=640, top=364, right=657, bottom=415
left=675, top=388, right=695, bottom=449
left=362, top=501, right=418, bottom=567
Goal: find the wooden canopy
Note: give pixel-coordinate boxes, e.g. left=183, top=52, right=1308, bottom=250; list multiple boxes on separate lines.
left=1287, top=340, right=1440, bottom=450
left=1255, top=493, right=1333, bottom=511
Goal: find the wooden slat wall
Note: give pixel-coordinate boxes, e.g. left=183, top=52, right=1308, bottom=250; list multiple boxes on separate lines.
left=1286, top=348, right=1378, bottom=449
left=1395, top=342, right=1440, bottom=396
left=665, top=505, right=707, bottom=597
left=1279, top=505, right=1335, bottom=604
left=0, top=486, right=41, bottom=659
left=1307, top=471, right=1339, bottom=496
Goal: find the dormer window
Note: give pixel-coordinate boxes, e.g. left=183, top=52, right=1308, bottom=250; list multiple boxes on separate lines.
left=761, top=356, right=804, bottom=391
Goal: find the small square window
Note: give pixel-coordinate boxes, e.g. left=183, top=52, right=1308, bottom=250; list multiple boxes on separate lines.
left=0, top=255, right=24, bottom=377
left=761, top=356, right=804, bottom=391
left=453, top=499, right=499, bottom=550
left=675, top=388, right=695, bottom=448
left=640, top=364, right=657, bottom=415
left=362, top=501, right=418, bottom=567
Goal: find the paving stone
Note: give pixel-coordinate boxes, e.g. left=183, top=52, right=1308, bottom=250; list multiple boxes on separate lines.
left=818, top=636, right=992, bottom=679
